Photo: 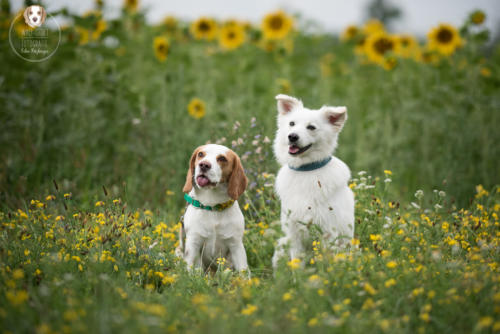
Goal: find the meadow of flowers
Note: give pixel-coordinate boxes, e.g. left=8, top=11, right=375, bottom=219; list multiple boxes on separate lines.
left=0, top=0, right=499, bottom=333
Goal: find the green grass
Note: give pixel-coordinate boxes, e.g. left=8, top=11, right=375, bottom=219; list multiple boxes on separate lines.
left=0, top=7, right=499, bottom=208
left=0, top=4, right=500, bottom=333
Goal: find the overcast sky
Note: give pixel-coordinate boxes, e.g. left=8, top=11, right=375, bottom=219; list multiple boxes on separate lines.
left=11, top=0, right=500, bottom=36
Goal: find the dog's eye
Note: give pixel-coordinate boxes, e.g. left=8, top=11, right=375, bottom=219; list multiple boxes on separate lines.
left=38, top=11, right=41, bottom=15
left=307, top=125, right=316, bottom=131
left=289, top=121, right=295, bottom=127
left=197, top=152, right=204, bottom=158
left=217, top=156, right=227, bottom=163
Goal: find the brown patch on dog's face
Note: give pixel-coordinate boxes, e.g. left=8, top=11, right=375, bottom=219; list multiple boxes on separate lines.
left=183, top=146, right=206, bottom=193
left=218, top=153, right=232, bottom=182
left=225, top=150, right=248, bottom=200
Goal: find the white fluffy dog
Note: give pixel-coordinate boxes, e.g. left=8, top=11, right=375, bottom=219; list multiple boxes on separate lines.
left=179, top=144, right=249, bottom=272
left=271, top=94, right=355, bottom=268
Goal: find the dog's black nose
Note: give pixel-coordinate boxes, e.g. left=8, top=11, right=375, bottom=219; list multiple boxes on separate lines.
left=288, top=133, right=299, bottom=143
left=199, top=161, right=211, bottom=172
left=33, top=17, right=37, bottom=22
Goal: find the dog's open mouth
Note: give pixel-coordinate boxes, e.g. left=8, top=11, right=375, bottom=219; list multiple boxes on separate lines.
left=196, top=175, right=214, bottom=187
left=289, top=144, right=312, bottom=155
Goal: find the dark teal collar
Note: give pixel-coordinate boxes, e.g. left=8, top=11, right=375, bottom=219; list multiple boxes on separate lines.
left=184, top=193, right=235, bottom=211
left=289, top=156, right=332, bottom=172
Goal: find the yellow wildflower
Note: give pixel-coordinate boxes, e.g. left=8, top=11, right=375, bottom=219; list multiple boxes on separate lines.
left=241, top=304, right=258, bottom=316
left=287, top=258, right=301, bottom=270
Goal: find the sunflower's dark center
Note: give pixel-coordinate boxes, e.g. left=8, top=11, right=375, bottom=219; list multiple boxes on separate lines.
left=373, top=38, right=393, bottom=54
left=194, top=104, right=201, bottom=111
left=157, top=44, right=165, bottom=51
left=347, top=27, right=357, bottom=37
left=401, top=38, right=410, bottom=47
left=198, top=21, right=210, bottom=32
left=227, top=31, right=236, bottom=39
left=269, top=16, right=283, bottom=30
left=472, top=13, right=485, bottom=24
left=437, top=28, right=453, bottom=43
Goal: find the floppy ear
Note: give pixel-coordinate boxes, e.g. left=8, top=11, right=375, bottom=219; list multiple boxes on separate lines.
left=323, top=106, right=347, bottom=132
left=276, top=94, right=303, bottom=115
left=182, top=147, right=199, bottom=193
left=227, top=151, right=248, bottom=200
left=41, top=7, right=47, bottom=24
left=23, top=7, right=29, bottom=24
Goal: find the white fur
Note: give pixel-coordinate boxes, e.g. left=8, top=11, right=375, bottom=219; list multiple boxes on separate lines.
left=24, top=6, right=44, bottom=28
left=272, top=95, right=355, bottom=268
left=181, top=144, right=249, bottom=272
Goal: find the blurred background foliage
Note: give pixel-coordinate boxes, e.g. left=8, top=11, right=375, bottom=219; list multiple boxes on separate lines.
left=0, top=0, right=499, bottom=209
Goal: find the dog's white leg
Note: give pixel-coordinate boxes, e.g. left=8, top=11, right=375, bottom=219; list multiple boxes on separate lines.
left=289, top=232, right=305, bottom=261
left=184, top=235, right=204, bottom=270
left=227, top=237, right=248, bottom=272
left=272, top=236, right=289, bottom=269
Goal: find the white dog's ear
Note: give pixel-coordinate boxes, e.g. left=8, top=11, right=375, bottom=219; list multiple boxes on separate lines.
left=323, top=106, right=347, bottom=132
left=276, top=94, right=302, bottom=115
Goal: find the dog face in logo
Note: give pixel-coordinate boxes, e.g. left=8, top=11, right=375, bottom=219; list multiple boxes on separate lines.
left=23, top=5, right=46, bottom=28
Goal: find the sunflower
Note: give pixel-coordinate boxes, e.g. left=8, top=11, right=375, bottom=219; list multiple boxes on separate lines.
left=162, top=16, right=178, bottom=33
left=261, top=10, right=293, bottom=40
left=354, top=35, right=367, bottom=55
left=258, top=38, right=277, bottom=52
left=241, top=21, right=252, bottom=32
left=394, top=34, right=419, bottom=58
left=276, top=78, right=291, bottom=94
left=341, top=25, right=360, bottom=41
left=362, top=19, right=385, bottom=36
left=153, top=36, right=169, bottom=62
left=124, top=0, right=138, bottom=12
left=364, top=32, right=396, bottom=65
left=76, top=27, right=90, bottom=45
left=83, top=9, right=102, bottom=18
left=219, top=24, right=245, bottom=50
left=427, top=23, right=463, bottom=56
left=382, top=56, right=397, bottom=71
left=187, top=98, right=206, bottom=119
left=480, top=67, right=491, bottom=78
left=190, top=17, right=218, bottom=40
left=416, top=48, right=440, bottom=65
left=91, top=19, right=107, bottom=41
left=223, top=19, right=239, bottom=27
left=470, top=10, right=486, bottom=25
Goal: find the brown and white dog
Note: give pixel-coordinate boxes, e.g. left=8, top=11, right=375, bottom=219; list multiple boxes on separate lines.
left=177, top=144, right=249, bottom=272
left=23, top=5, right=46, bottom=28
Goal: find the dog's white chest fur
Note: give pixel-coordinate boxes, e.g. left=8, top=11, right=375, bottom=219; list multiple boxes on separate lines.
left=275, top=157, right=354, bottom=238
left=183, top=201, right=244, bottom=261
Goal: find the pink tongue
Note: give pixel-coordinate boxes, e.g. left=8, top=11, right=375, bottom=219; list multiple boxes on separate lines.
left=197, top=176, right=210, bottom=187
left=289, top=145, right=300, bottom=154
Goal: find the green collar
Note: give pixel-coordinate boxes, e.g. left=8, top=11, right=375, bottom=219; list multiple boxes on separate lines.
left=289, top=156, right=332, bottom=172
left=184, top=193, right=235, bottom=211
